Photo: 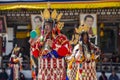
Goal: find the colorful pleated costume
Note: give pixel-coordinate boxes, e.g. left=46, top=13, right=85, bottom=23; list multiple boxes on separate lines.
left=29, top=9, right=72, bottom=80
left=9, top=46, right=22, bottom=80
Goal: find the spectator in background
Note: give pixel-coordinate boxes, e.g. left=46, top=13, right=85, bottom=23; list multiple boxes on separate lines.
left=103, top=57, right=109, bottom=63
left=100, top=51, right=105, bottom=59
left=114, top=56, right=120, bottom=71
left=109, top=70, right=119, bottom=80
left=99, top=71, right=108, bottom=80
left=116, top=57, right=120, bottom=63
left=0, top=20, right=3, bottom=32
left=20, top=47, right=28, bottom=60
left=100, top=51, right=109, bottom=63
left=111, top=52, right=117, bottom=62
left=19, top=72, right=25, bottom=80
left=0, top=68, right=9, bottom=80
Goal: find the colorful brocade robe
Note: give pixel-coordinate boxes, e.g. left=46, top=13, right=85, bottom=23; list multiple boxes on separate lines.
left=67, top=41, right=99, bottom=80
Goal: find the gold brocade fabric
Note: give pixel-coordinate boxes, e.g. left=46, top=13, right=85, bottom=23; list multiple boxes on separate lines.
left=0, top=1, right=120, bottom=10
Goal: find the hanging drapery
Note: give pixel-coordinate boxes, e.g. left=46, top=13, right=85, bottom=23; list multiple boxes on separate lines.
left=0, top=1, right=120, bottom=10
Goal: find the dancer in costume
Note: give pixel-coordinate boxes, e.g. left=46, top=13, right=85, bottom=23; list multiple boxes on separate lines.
left=29, top=9, right=72, bottom=80
left=74, top=31, right=100, bottom=80
left=9, top=45, right=22, bottom=80
left=67, top=25, right=100, bottom=80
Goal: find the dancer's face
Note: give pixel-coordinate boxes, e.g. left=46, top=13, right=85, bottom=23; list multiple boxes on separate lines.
left=44, top=23, right=51, bottom=34
left=83, top=34, right=88, bottom=43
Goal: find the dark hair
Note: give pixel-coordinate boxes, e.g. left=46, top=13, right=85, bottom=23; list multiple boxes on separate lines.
left=84, top=15, right=94, bottom=21
left=34, top=16, right=43, bottom=22
left=101, top=71, right=105, bottom=75
left=80, top=31, right=91, bottom=54
left=80, top=31, right=89, bottom=42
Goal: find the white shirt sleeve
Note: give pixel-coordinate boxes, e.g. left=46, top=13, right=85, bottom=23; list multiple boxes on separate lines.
left=66, top=44, right=79, bottom=60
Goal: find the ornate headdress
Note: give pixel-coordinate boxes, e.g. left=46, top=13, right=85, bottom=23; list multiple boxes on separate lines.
left=75, top=24, right=89, bottom=34
left=39, top=9, right=64, bottom=40
left=41, top=9, right=63, bottom=22
left=41, top=9, right=64, bottom=30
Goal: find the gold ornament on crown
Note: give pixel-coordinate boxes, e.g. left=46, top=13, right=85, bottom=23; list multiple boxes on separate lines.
left=70, top=24, right=89, bottom=45
left=75, top=24, right=89, bottom=34
left=41, top=9, right=64, bottom=30
left=43, top=9, right=50, bottom=20
left=42, top=9, right=63, bottom=22
left=56, top=13, right=63, bottom=21
left=51, top=10, right=57, bottom=20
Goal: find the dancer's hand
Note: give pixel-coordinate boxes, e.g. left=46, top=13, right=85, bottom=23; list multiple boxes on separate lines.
left=47, top=39, right=53, bottom=48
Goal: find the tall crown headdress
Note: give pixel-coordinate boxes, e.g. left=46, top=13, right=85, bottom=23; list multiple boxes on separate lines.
left=41, top=9, right=63, bottom=22
left=38, top=9, right=64, bottom=41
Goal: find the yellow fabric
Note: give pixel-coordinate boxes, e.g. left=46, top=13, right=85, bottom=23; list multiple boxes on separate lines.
left=76, top=70, right=79, bottom=80
left=100, top=30, right=104, bottom=37
left=0, top=1, right=120, bottom=10
left=16, top=32, right=28, bottom=38
left=68, top=57, right=74, bottom=69
left=91, top=53, right=95, bottom=60
left=27, top=32, right=30, bottom=37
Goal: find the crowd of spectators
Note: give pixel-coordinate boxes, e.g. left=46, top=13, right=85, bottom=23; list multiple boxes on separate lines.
left=96, top=52, right=120, bottom=73
left=101, top=52, right=120, bottom=63
left=0, top=68, right=8, bottom=80
left=99, top=70, right=120, bottom=80
left=0, top=68, right=25, bottom=80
